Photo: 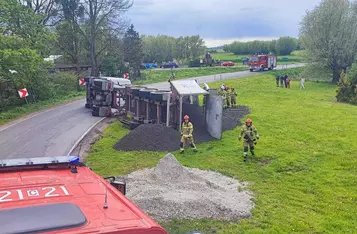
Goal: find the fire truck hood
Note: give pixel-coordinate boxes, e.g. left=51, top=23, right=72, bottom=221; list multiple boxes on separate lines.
left=0, top=156, right=166, bottom=234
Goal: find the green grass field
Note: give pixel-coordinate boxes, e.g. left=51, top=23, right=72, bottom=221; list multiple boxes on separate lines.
left=86, top=74, right=357, bottom=233
left=211, top=51, right=305, bottom=65
left=137, top=66, right=247, bottom=85
left=0, top=91, right=85, bottom=126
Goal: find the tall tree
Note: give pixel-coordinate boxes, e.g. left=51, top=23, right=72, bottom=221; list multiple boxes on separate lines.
left=275, top=36, right=298, bottom=55
left=123, top=24, right=143, bottom=79
left=18, top=0, right=62, bottom=25
left=56, top=0, right=85, bottom=70
left=0, top=0, right=54, bottom=55
left=71, top=0, right=132, bottom=76
left=300, top=0, right=357, bottom=83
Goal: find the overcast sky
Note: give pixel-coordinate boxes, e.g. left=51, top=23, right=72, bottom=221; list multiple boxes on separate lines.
left=126, top=0, right=322, bottom=47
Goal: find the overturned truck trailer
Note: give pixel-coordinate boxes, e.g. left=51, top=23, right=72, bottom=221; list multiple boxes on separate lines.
left=121, top=80, right=224, bottom=140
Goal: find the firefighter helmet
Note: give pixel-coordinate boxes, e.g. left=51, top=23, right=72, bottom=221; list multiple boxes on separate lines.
left=184, top=115, right=189, bottom=120
left=246, top=118, right=252, bottom=123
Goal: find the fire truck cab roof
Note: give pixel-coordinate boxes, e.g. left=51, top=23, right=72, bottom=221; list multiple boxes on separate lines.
left=0, top=156, right=167, bottom=234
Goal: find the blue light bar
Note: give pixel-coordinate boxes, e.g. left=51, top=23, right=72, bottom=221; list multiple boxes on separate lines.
left=0, top=156, right=80, bottom=168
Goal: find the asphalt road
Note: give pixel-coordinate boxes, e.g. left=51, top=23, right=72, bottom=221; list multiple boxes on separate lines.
left=0, top=100, right=101, bottom=159
left=147, top=63, right=305, bottom=90
left=0, top=63, right=304, bottom=160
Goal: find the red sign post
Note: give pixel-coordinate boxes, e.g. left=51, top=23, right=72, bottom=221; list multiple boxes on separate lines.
left=18, top=88, right=29, bottom=104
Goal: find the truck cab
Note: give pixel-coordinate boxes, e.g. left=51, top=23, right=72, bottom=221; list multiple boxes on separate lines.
left=248, top=54, right=277, bottom=72
left=0, top=156, right=167, bottom=234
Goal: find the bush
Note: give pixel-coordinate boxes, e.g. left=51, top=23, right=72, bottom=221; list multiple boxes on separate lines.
left=51, top=72, right=79, bottom=95
left=300, top=64, right=332, bottom=82
left=336, top=65, right=357, bottom=105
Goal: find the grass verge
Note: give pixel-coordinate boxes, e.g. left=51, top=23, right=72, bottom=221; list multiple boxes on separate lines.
left=0, top=91, right=85, bottom=126
left=86, top=74, right=357, bottom=233
left=137, top=66, right=247, bottom=85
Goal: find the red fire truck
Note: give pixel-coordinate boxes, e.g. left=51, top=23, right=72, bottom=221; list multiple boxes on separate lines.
left=248, top=54, right=277, bottom=72
left=0, top=156, right=168, bottom=234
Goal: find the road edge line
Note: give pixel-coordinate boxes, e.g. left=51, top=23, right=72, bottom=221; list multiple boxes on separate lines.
left=67, top=117, right=106, bottom=156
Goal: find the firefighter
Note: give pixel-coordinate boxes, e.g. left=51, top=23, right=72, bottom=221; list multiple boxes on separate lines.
left=238, top=118, right=259, bottom=162
left=231, top=88, right=237, bottom=107
left=226, top=86, right=232, bottom=108
left=222, top=88, right=227, bottom=109
left=180, top=115, right=197, bottom=153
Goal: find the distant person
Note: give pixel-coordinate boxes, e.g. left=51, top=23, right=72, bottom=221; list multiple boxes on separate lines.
left=180, top=115, right=197, bottom=153
left=300, top=77, right=306, bottom=89
left=283, top=75, right=288, bottom=88
left=279, top=76, right=284, bottom=87
left=276, top=76, right=280, bottom=87
left=285, top=76, right=291, bottom=88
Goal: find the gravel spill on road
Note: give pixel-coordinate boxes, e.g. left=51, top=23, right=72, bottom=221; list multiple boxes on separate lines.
left=121, top=153, right=254, bottom=221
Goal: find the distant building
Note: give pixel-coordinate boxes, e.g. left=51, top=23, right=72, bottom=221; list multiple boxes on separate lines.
left=44, top=55, right=92, bottom=75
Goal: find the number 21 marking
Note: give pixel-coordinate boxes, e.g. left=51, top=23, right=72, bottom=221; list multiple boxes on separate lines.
left=0, top=186, right=70, bottom=202
left=0, top=191, right=11, bottom=202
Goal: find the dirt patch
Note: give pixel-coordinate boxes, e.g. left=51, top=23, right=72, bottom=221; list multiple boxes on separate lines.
left=120, top=153, right=254, bottom=221
left=114, top=105, right=250, bottom=152
left=113, top=124, right=181, bottom=151
left=222, top=105, right=250, bottom=131
left=70, top=117, right=115, bottom=160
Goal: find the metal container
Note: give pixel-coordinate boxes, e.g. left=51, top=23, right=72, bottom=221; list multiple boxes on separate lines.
left=131, top=87, right=142, bottom=96
left=139, top=88, right=158, bottom=99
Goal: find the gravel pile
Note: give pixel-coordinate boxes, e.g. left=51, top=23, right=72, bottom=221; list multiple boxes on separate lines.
left=114, top=105, right=250, bottom=152
left=121, top=153, right=254, bottom=221
left=113, top=124, right=180, bottom=151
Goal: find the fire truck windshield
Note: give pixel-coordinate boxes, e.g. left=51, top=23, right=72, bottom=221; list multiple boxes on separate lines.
left=249, top=57, right=258, bottom=61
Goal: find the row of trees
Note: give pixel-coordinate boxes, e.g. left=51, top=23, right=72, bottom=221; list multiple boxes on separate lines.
left=141, top=35, right=205, bottom=63
left=223, top=36, right=300, bottom=55
left=0, top=0, right=145, bottom=111
left=299, top=0, right=357, bottom=105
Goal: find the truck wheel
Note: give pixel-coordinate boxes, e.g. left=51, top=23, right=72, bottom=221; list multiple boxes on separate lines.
left=249, top=69, right=253, bottom=72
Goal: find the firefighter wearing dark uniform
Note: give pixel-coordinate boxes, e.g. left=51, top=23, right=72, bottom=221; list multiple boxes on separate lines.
left=238, top=118, right=259, bottom=162
left=180, top=115, right=197, bottom=153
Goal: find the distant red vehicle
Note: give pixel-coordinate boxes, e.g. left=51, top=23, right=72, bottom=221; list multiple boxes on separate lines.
left=222, top=61, right=235, bottom=66
left=248, top=54, right=277, bottom=71
left=0, top=156, right=167, bottom=234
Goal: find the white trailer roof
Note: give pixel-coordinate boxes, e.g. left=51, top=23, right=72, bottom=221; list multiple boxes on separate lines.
left=170, top=80, right=209, bottom=96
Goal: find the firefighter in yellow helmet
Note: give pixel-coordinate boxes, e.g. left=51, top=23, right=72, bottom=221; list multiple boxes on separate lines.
left=238, top=118, right=259, bottom=162
left=180, top=115, right=197, bottom=153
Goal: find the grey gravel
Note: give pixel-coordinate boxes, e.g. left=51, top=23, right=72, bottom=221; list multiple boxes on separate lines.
left=121, top=153, right=255, bottom=221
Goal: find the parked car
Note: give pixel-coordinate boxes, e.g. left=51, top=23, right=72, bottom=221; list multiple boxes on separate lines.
left=140, top=63, right=158, bottom=69
left=222, top=61, right=235, bottom=66
left=160, top=62, right=179, bottom=68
